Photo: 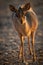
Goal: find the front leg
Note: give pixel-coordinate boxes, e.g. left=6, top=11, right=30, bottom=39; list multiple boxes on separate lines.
left=31, top=32, right=36, bottom=61
left=19, top=35, right=24, bottom=62
left=28, top=36, right=32, bottom=55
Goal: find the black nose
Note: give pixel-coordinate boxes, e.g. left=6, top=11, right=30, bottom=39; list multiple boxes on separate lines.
left=20, top=19, right=22, bottom=24
left=15, top=13, right=18, bottom=17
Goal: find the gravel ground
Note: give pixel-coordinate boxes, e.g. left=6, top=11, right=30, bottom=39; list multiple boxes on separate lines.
left=0, top=0, right=43, bottom=65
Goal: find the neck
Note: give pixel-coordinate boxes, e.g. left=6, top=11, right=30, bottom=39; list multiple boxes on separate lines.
left=28, top=7, right=36, bottom=15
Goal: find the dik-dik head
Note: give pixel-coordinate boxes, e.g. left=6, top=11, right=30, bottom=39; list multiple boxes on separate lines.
left=9, top=3, right=31, bottom=14
left=9, top=3, right=31, bottom=23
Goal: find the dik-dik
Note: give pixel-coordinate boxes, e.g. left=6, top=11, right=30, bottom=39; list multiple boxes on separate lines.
left=9, top=3, right=38, bottom=62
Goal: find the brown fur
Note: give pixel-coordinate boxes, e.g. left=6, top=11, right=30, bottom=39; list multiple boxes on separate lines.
left=9, top=3, right=38, bottom=62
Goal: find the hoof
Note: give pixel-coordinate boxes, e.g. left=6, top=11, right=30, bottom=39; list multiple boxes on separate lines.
left=22, top=59, right=24, bottom=63
left=33, top=57, right=37, bottom=62
left=18, top=57, right=24, bottom=63
left=29, top=52, right=32, bottom=55
left=29, top=50, right=33, bottom=55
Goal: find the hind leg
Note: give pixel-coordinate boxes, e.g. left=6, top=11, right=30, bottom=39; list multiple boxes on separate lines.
left=31, top=32, right=37, bottom=61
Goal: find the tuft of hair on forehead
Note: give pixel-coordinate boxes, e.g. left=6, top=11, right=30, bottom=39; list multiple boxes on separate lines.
left=18, top=7, right=24, bottom=17
left=18, top=7, right=23, bottom=12
left=9, top=5, right=17, bottom=12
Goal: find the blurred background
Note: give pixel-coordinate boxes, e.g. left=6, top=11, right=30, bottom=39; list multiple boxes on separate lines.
left=0, top=0, right=43, bottom=65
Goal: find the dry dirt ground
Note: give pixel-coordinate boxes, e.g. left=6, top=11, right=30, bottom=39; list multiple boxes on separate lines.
left=0, top=0, right=43, bottom=65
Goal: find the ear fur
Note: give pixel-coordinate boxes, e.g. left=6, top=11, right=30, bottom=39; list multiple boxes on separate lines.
left=22, top=3, right=31, bottom=11
left=9, top=5, right=17, bottom=12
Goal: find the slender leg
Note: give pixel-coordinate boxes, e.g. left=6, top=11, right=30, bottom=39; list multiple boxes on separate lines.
left=19, top=35, right=24, bottom=62
left=28, top=36, right=32, bottom=55
left=31, top=32, right=36, bottom=61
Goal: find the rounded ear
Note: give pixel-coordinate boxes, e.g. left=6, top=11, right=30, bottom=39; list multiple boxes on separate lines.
left=9, top=5, right=17, bottom=12
left=22, top=3, right=31, bottom=11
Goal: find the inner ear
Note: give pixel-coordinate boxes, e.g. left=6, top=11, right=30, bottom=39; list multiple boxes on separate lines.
left=9, top=5, right=17, bottom=12
left=22, top=3, right=31, bottom=11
